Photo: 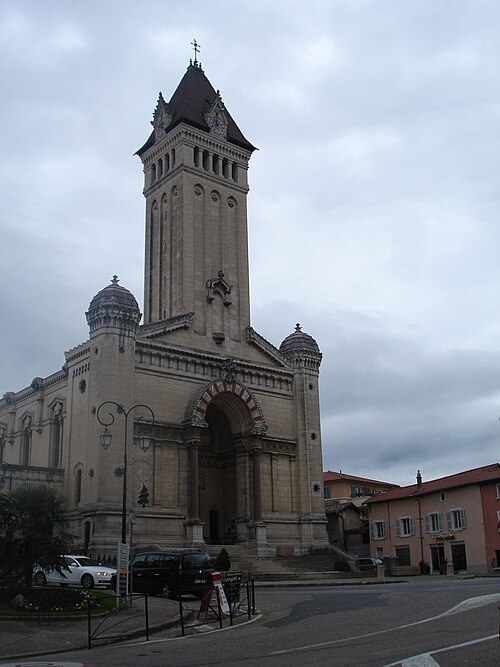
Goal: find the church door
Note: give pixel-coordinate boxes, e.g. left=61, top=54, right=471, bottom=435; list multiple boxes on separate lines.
left=198, top=401, right=240, bottom=545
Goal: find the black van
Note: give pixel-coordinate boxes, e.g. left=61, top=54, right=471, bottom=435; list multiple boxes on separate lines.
left=129, top=549, right=213, bottom=598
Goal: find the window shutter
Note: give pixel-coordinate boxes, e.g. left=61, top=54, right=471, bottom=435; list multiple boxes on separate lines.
left=382, top=521, right=388, bottom=539
left=446, top=511, right=452, bottom=531
left=459, top=509, right=466, bottom=529
left=409, top=517, right=415, bottom=535
left=396, top=519, right=401, bottom=537
left=370, top=523, right=374, bottom=540
left=437, top=512, right=443, bottom=532
left=425, top=514, right=430, bottom=533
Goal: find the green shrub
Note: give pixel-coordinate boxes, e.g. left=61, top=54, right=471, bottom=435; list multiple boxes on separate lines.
left=215, top=547, right=231, bottom=572
left=8, top=588, right=98, bottom=612
left=334, top=559, right=352, bottom=572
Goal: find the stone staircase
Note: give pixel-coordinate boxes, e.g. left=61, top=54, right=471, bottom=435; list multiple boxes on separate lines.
left=206, top=545, right=367, bottom=581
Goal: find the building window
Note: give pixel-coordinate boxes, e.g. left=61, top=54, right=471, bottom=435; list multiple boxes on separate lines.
left=497, top=511, right=500, bottom=532
left=370, top=520, right=388, bottom=540
left=49, top=401, right=63, bottom=469
left=20, top=415, right=32, bottom=467
left=440, top=492, right=446, bottom=501
left=395, top=546, right=411, bottom=567
left=324, top=486, right=331, bottom=500
left=495, top=550, right=500, bottom=567
left=396, top=517, right=415, bottom=537
left=425, top=512, right=443, bottom=533
left=447, top=508, right=466, bottom=531
left=75, top=468, right=82, bottom=505
left=496, top=483, right=500, bottom=499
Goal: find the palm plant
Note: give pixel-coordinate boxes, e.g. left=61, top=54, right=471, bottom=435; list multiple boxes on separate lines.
left=0, top=484, right=74, bottom=587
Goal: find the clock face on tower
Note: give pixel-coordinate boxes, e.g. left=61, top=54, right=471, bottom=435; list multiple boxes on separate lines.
left=210, top=111, right=226, bottom=135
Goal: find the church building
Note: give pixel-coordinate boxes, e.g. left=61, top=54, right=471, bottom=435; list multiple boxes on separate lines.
left=0, top=58, right=327, bottom=558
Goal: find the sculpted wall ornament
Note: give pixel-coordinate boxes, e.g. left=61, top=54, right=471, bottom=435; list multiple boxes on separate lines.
left=3, top=392, right=15, bottom=405
left=206, top=270, right=232, bottom=306
left=220, top=358, right=237, bottom=383
left=31, top=377, right=44, bottom=391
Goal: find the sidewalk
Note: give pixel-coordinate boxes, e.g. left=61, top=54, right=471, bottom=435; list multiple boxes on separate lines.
left=0, top=576, right=404, bottom=661
left=0, top=594, right=182, bottom=662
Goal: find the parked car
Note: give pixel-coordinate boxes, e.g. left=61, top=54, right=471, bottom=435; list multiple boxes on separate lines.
left=33, top=555, right=117, bottom=589
left=129, top=549, right=213, bottom=599
left=357, top=557, right=384, bottom=572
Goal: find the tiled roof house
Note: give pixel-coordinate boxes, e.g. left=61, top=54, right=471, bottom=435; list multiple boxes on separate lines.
left=365, top=463, right=500, bottom=574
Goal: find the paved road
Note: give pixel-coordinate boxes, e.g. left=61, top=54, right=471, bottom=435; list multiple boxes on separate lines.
left=2, top=577, right=500, bottom=666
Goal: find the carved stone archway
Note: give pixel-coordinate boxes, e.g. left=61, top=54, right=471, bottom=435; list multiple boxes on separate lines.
left=185, top=377, right=267, bottom=434
left=184, top=378, right=268, bottom=547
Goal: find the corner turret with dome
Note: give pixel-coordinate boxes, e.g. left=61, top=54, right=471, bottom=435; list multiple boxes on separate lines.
left=0, top=47, right=328, bottom=562
left=86, top=275, right=142, bottom=335
left=280, top=323, right=322, bottom=358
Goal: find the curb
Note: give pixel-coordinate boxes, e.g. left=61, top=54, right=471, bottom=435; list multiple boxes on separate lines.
left=0, top=612, right=188, bottom=662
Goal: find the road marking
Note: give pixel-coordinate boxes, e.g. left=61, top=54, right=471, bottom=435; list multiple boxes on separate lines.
left=270, top=593, right=500, bottom=656
left=399, top=656, right=440, bottom=666
left=383, top=633, right=498, bottom=667
left=439, top=593, right=500, bottom=616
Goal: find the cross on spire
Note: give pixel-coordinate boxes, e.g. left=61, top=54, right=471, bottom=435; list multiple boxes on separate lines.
left=191, top=38, right=200, bottom=64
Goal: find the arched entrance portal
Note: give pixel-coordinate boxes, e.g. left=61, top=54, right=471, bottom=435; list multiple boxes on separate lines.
left=199, top=401, right=240, bottom=544
left=186, top=378, right=268, bottom=546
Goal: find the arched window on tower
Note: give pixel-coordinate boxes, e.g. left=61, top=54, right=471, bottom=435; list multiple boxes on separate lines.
left=20, top=415, right=32, bottom=467
left=222, top=158, right=229, bottom=179
left=194, top=146, right=200, bottom=167
left=203, top=150, right=209, bottom=171
left=84, top=520, right=92, bottom=553
left=158, top=158, right=163, bottom=178
left=74, top=465, right=83, bottom=505
left=49, top=401, right=63, bottom=469
left=151, top=163, right=157, bottom=184
left=232, top=162, right=238, bottom=182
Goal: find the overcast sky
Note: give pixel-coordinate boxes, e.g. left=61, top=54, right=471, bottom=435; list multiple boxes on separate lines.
left=2, top=0, right=500, bottom=486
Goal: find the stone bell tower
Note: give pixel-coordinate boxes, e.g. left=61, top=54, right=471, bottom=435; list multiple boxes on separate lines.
left=135, top=56, right=256, bottom=352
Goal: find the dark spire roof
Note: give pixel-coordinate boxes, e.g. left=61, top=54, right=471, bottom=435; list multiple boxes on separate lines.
left=136, top=63, right=255, bottom=155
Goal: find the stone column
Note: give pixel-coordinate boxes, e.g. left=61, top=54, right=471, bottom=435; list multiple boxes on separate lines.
left=187, top=440, right=199, bottom=519
left=184, top=438, right=204, bottom=547
left=249, top=443, right=270, bottom=555
left=252, top=447, right=263, bottom=522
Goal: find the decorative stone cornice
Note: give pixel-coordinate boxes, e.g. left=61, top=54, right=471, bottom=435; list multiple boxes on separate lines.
left=246, top=327, right=290, bottom=367
left=139, top=312, right=194, bottom=339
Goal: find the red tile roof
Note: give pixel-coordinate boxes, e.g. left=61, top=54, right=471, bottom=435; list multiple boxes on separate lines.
left=323, top=470, right=399, bottom=488
left=366, top=463, right=500, bottom=504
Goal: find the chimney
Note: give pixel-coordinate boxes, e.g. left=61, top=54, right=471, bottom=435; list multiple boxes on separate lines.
left=416, top=470, right=423, bottom=489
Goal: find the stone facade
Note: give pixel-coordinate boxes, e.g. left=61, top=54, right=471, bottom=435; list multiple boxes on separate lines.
left=0, top=61, right=327, bottom=558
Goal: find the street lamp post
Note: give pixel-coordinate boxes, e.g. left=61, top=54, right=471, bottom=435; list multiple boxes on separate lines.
left=95, top=401, right=155, bottom=546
